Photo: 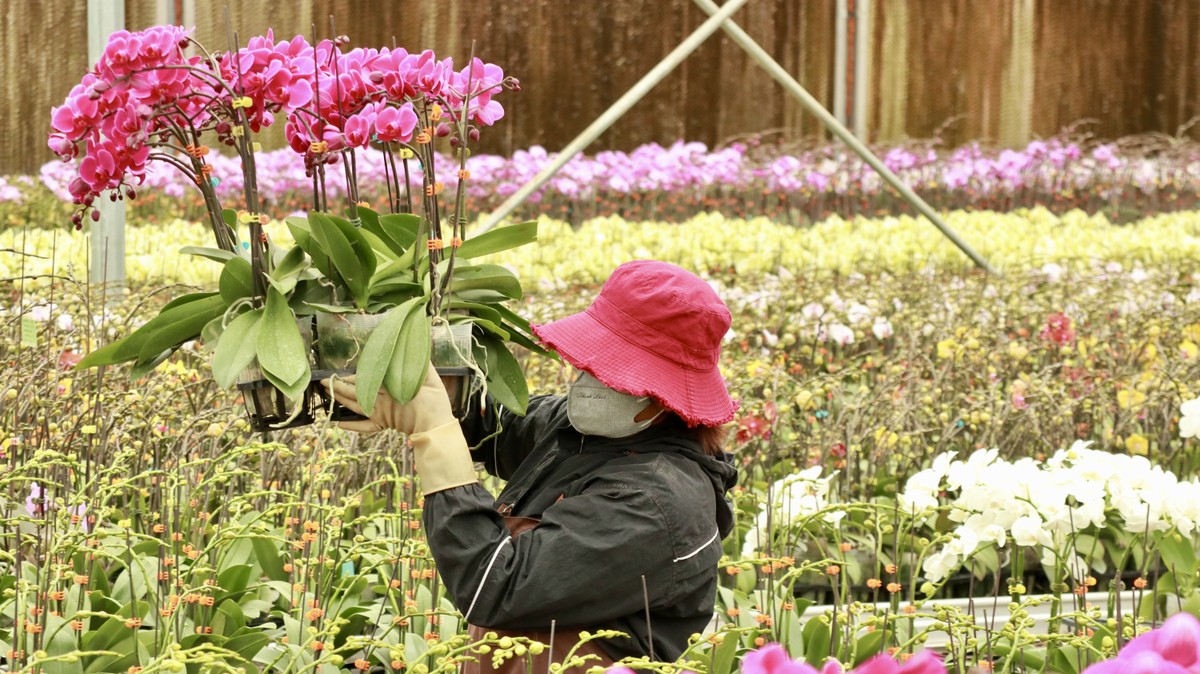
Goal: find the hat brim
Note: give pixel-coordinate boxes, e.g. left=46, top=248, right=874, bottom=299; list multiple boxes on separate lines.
left=532, top=310, right=737, bottom=427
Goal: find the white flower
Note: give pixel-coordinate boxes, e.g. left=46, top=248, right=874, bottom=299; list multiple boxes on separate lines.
left=922, top=549, right=961, bottom=583
left=1011, top=515, right=1053, bottom=548
left=1180, top=397, right=1200, bottom=439
left=847, top=302, right=872, bottom=325
left=56, top=313, right=75, bottom=332
left=871, top=318, right=894, bottom=340
left=800, top=302, right=825, bottom=320
left=1041, top=263, right=1065, bottom=283
left=826, top=323, right=854, bottom=345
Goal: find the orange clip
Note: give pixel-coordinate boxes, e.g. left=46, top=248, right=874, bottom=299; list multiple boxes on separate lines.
left=456, top=169, right=470, bottom=181
left=449, top=237, right=462, bottom=248
left=416, top=128, right=432, bottom=144
left=184, top=144, right=210, bottom=158
left=426, top=238, right=444, bottom=251
left=309, top=141, right=328, bottom=154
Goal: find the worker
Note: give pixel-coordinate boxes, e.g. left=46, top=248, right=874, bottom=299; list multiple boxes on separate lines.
left=327, top=259, right=739, bottom=672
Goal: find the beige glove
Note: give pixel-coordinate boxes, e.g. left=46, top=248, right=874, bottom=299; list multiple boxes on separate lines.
left=325, top=364, right=478, bottom=495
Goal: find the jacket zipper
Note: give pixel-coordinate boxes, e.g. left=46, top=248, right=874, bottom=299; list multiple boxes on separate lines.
left=497, top=502, right=514, bottom=516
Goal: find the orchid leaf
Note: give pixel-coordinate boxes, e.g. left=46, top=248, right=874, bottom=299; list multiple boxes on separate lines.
left=133, top=295, right=227, bottom=366
left=377, top=212, right=421, bottom=250
left=384, top=299, right=432, bottom=405
left=286, top=215, right=332, bottom=280
left=356, top=298, right=422, bottom=415
left=475, top=333, right=527, bottom=415
left=455, top=220, right=538, bottom=259
left=211, top=308, right=264, bottom=389
left=447, top=263, right=522, bottom=299
left=308, top=211, right=375, bottom=309
left=219, top=255, right=255, bottom=305
left=76, top=293, right=223, bottom=369
left=179, top=245, right=237, bottom=264
left=266, top=245, right=308, bottom=296
left=255, top=287, right=309, bottom=399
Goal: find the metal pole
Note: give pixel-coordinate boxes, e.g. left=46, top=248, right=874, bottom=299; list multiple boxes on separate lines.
left=833, top=0, right=849, bottom=125
left=475, top=0, right=753, bottom=235
left=694, top=0, right=998, bottom=275
left=853, top=0, right=872, bottom=140
left=87, top=0, right=128, bottom=292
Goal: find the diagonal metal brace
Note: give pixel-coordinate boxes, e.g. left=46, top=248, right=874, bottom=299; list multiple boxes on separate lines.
left=475, top=0, right=753, bottom=235
left=693, top=0, right=997, bottom=275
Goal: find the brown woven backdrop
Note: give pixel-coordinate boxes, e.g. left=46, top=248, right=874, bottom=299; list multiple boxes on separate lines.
left=3, top=0, right=1198, bottom=175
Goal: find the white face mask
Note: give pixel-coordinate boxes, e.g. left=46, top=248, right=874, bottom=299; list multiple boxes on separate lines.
left=567, top=372, right=663, bottom=438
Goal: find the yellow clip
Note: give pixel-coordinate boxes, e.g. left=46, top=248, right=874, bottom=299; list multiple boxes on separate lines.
left=397, top=148, right=415, bottom=159
left=231, top=125, right=245, bottom=137
left=310, top=141, right=328, bottom=154
left=237, top=211, right=257, bottom=224
left=430, top=104, right=443, bottom=122
left=251, top=142, right=262, bottom=152
left=232, top=96, right=253, bottom=109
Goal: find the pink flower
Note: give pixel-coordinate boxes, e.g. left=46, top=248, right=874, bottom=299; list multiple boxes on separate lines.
left=374, top=102, right=418, bottom=143
left=1082, top=612, right=1200, bottom=674
left=1040, top=312, right=1075, bottom=346
left=741, top=643, right=842, bottom=674
left=343, top=108, right=376, bottom=148
left=25, top=482, right=45, bottom=516
left=853, top=651, right=945, bottom=674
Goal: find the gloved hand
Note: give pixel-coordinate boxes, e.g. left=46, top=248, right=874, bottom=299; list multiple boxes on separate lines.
left=326, top=363, right=455, bottom=435
left=325, top=364, right=478, bottom=495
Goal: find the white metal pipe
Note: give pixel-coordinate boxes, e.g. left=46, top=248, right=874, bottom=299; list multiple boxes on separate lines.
left=833, top=0, right=849, bottom=125
left=87, top=0, right=128, bottom=292
left=853, top=0, right=872, bottom=140
left=474, top=0, right=753, bottom=235
left=694, top=0, right=998, bottom=275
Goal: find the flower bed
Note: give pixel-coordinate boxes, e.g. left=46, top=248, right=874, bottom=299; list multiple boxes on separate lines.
left=4, top=136, right=1200, bottom=228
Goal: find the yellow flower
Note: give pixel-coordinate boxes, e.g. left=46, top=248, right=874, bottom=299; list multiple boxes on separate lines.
left=1125, top=434, right=1149, bottom=456
left=1117, top=389, right=1147, bottom=410
left=936, top=339, right=958, bottom=360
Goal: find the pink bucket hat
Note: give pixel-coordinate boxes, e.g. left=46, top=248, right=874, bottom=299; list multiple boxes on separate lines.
left=531, top=260, right=737, bottom=427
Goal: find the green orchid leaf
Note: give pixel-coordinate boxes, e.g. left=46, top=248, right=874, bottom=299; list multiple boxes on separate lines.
left=851, top=630, right=885, bottom=666
left=308, top=211, right=376, bottom=308
left=76, top=293, right=225, bottom=370
left=455, top=220, right=538, bottom=259
left=801, top=616, right=832, bottom=667
left=132, top=295, right=228, bottom=365
left=377, top=212, right=422, bottom=250
left=357, top=228, right=399, bottom=262
left=476, top=333, right=528, bottom=415
left=219, top=255, right=255, bottom=305
left=255, top=287, right=309, bottom=395
left=266, top=245, right=308, bottom=296
left=384, top=301, right=432, bottom=405
left=446, top=300, right=504, bottom=326
left=211, top=308, right=264, bottom=389
left=179, top=245, right=238, bottom=264
left=287, top=215, right=333, bottom=280
left=457, top=316, right=509, bottom=341
left=447, top=263, right=523, bottom=299
left=355, top=301, right=418, bottom=415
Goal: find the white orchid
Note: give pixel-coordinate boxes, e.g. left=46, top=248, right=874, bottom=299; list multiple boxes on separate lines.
left=1180, top=397, right=1200, bottom=439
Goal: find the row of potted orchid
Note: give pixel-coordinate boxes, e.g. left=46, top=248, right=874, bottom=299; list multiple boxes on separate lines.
left=10, top=134, right=1197, bottom=227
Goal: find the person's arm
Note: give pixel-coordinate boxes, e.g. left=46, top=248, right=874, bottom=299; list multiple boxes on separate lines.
left=460, top=394, right=567, bottom=480
left=422, top=473, right=678, bottom=629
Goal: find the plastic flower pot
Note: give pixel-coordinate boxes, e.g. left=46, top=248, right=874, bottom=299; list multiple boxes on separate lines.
left=237, top=367, right=317, bottom=432
left=431, top=322, right=477, bottom=419
left=315, top=312, right=385, bottom=371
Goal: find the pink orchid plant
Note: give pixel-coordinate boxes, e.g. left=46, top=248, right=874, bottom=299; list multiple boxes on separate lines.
left=49, top=25, right=517, bottom=252
left=1083, top=612, right=1200, bottom=674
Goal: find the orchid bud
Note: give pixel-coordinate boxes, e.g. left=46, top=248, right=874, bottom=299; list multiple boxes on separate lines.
left=448, top=136, right=459, bottom=148
left=435, top=123, right=451, bottom=137
left=125, top=187, right=136, bottom=200
left=468, top=127, right=480, bottom=142
left=90, top=209, right=101, bottom=222
left=216, top=122, right=231, bottom=135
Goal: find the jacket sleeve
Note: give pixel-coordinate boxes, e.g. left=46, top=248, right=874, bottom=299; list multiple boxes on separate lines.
left=423, top=476, right=679, bottom=630
left=461, top=394, right=565, bottom=480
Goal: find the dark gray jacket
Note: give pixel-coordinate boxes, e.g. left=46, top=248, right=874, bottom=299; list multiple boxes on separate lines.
left=422, top=394, right=738, bottom=661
